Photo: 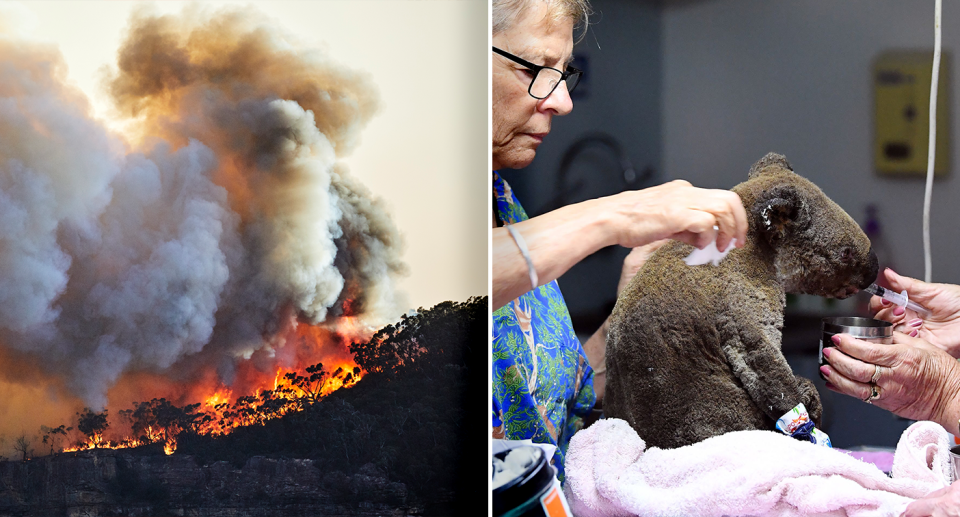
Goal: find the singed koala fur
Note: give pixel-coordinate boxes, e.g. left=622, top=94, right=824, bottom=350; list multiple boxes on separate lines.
left=604, top=153, right=878, bottom=449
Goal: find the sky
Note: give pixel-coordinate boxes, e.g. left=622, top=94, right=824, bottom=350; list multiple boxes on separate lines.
left=7, top=0, right=489, bottom=313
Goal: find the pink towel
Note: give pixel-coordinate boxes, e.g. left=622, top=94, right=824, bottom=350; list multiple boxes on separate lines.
left=564, top=419, right=950, bottom=517
left=840, top=450, right=894, bottom=474
left=892, top=420, right=952, bottom=486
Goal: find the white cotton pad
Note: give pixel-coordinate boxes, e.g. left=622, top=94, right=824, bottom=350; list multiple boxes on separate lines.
left=684, top=237, right=737, bottom=266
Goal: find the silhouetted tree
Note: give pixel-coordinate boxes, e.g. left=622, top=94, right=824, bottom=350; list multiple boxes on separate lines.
left=40, top=424, right=72, bottom=455
left=349, top=296, right=486, bottom=380
left=119, top=398, right=207, bottom=446
left=76, top=408, right=109, bottom=447
left=13, top=434, right=31, bottom=461
left=283, top=363, right=329, bottom=406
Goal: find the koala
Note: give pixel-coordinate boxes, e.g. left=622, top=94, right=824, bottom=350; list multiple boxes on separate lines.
left=603, top=153, right=878, bottom=449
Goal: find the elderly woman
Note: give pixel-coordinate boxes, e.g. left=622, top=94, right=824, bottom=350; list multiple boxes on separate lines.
left=822, top=267, right=960, bottom=516
left=491, top=0, right=748, bottom=482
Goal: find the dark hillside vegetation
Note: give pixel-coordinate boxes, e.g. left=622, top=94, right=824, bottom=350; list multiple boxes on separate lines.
left=175, top=296, right=489, bottom=512
left=4, top=296, right=487, bottom=516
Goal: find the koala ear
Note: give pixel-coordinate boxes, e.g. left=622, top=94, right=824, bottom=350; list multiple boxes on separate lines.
left=748, top=153, right=794, bottom=180
left=756, top=190, right=802, bottom=244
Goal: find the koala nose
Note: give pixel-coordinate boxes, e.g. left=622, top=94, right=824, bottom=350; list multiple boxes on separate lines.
left=860, top=248, right=879, bottom=289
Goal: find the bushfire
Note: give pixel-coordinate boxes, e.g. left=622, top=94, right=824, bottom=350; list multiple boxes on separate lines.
left=0, top=4, right=407, bottom=460
left=54, top=319, right=369, bottom=456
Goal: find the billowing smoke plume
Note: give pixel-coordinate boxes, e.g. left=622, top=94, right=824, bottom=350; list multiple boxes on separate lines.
left=0, top=6, right=406, bottom=409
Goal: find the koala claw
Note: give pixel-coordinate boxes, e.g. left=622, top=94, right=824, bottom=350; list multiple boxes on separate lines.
left=797, top=377, right=823, bottom=426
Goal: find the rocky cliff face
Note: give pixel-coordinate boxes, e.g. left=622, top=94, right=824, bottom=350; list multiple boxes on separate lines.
left=0, top=449, right=413, bottom=517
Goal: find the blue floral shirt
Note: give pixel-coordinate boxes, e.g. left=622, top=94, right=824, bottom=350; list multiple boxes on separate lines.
left=491, top=172, right=596, bottom=484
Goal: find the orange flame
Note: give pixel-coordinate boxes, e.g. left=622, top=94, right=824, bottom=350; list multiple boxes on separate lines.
left=205, top=389, right=232, bottom=409
left=52, top=315, right=372, bottom=456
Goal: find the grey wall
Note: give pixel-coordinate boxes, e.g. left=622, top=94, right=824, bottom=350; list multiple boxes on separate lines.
left=663, top=0, right=960, bottom=284
left=500, top=0, right=662, bottom=332
left=660, top=0, right=955, bottom=448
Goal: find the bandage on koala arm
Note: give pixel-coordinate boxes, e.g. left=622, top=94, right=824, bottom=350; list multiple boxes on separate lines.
left=776, top=403, right=831, bottom=447
left=505, top=224, right=538, bottom=292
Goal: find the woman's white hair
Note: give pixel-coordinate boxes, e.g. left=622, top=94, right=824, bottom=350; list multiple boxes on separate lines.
left=492, top=0, right=592, bottom=43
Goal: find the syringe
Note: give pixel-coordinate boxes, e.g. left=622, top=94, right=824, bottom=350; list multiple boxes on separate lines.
left=863, top=283, right=931, bottom=317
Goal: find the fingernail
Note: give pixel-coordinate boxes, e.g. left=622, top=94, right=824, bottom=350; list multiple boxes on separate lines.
left=910, top=329, right=919, bottom=337
left=894, top=306, right=905, bottom=316
left=819, top=365, right=831, bottom=377
left=831, top=335, right=840, bottom=345
left=880, top=298, right=891, bottom=306
left=909, top=318, right=923, bottom=328
left=822, top=347, right=832, bottom=358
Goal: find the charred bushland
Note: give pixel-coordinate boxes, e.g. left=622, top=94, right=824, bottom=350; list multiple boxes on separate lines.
left=19, top=297, right=486, bottom=514
left=177, top=296, right=488, bottom=512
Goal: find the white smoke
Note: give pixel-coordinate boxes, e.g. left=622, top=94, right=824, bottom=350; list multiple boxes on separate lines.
left=0, top=6, right=406, bottom=409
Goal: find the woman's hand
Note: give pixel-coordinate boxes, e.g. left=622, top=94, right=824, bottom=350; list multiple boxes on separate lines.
left=902, top=481, right=960, bottom=517
left=820, top=332, right=960, bottom=429
left=493, top=180, right=747, bottom=310
left=871, top=269, right=960, bottom=358
left=606, top=180, right=748, bottom=254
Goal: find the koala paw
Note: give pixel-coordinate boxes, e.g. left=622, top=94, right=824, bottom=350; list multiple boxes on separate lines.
left=797, top=377, right=823, bottom=427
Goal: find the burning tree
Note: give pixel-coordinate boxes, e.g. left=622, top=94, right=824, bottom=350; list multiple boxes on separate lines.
left=279, top=364, right=329, bottom=409
left=119, top=398, right=209, bottom=453
left=283, top=364, right=362, bottom=406
left=76, top=408, right=109, bottom=449
left=219, top=390, right=291, bottom=429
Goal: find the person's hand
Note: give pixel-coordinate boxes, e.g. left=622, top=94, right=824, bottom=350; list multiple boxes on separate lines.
left=870, top=268, right=960, bottom=358
left=493, top=179, right=745, bottom=310
left=616, top=240, right=668, bottom=296
left=820, top=331, right=960, bottom=425
left=902, top=481, right=960, bottom=517
left=605, top=180, right=748, bottom=254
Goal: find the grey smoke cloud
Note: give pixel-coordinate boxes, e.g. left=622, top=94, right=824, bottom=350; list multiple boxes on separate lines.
left=0, top=6, right=406, bottom=408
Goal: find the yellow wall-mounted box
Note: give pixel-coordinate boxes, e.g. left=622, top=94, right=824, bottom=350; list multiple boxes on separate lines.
left=873, top=51, right=950, bottom=176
